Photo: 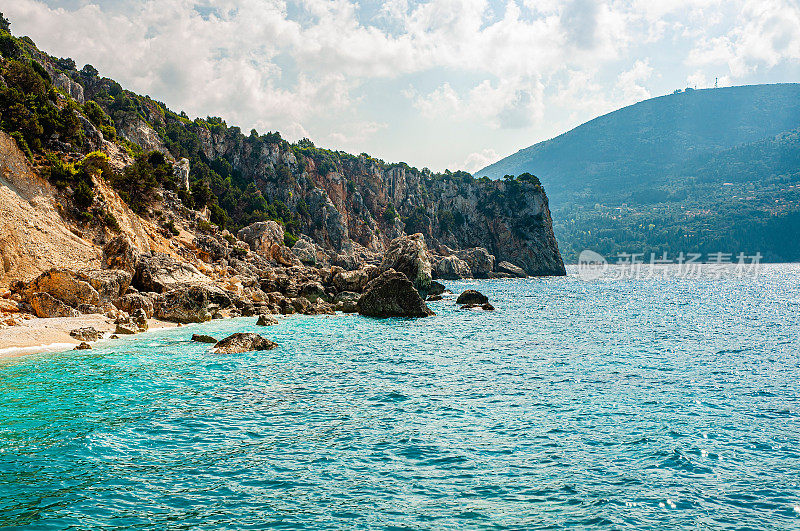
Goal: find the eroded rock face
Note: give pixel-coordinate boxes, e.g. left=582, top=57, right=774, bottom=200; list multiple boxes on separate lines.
left=195, top=234, right=229, bottom=263
left=174, top=158, right=190, bottom=191
left=456, top=248, right=495, bottom=278
left=102, top=234, right=140, bottom=275
left=27, top=269, right=100, bottom=308
left=291, top=238, right=318, bottom=265
left=496, top=261, right=527, bottom=278
left=81, top=269, right=133, bottom=301
left=333, top=269, right=369, bottom=293
left=134, top=253, right=212, bottom=293
left=238, top=221, right=284, bottom=255
left=114, top=293, right=155, bottom=319
left=456, top=289, right=489, bottom=305
left=28, top=292, right=79, bottom=318
left=212, top=332, right=278, bottom=354
left=434, top=255, right=471, bottom=280
left=256, top=314, right=278, bottom=326
left=299, top=281, right=327, bottom=303
left=380, top=234, right=433, bottom=298
left=154, top=285, right=230, bottom=324
left=357, top=269, right=434, bottom=318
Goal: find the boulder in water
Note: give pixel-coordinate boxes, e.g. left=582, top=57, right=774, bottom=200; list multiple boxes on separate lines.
left=456, top=289, right=489, bottom=305
left=357, top=269, right=434, bottom=318
left=380, top=234, right=433, bottom=298
left=429, top=281, right=446, bottom=296
left=191, top=334, right=218, bottom=344
left=496, top=261, right=527, bottom=278
left=212, top=332, right=278, bottom=354
left=256, top=314, right=278, bottom=326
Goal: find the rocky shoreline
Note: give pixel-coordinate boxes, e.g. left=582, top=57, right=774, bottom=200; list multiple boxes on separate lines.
left=1, top=224, right=507, bottom=353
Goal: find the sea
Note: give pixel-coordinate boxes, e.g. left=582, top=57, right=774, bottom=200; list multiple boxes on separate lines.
left=1, top=264, right=799, bottom=529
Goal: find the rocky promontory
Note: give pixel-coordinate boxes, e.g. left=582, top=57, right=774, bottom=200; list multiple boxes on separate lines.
left=0, top=21, right=566, bottom=339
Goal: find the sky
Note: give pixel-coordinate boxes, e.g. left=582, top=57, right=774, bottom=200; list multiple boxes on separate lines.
left=4, top=0, right=800, bottom=173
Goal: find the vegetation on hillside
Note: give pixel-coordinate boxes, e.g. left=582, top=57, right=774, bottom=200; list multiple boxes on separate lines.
left=478, top=84, right=800, bottom=262
left=0, top=14, right=553, bottom=254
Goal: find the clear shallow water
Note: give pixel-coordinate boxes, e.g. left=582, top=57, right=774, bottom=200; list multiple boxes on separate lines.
left=1, top=265, right=800, bottom=529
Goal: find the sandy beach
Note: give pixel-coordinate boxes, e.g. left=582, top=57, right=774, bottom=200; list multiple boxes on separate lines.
left=0, top=315, right=178, bottom=358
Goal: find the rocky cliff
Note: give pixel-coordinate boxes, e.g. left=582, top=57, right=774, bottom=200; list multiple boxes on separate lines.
left=0, top=22, right=565, bottom=287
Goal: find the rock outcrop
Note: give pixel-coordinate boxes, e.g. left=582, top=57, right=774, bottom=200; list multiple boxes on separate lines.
left=154, top=285, right=231, bottom=324
left=380, top=234, right=433, bottom=298
left=433, top=255, right=471, bottom=280
left=456, top=248, right=495, bottom=278
left=496, top=261, right=527, bottom=278
left=28, top=292, right=80, bottom=318
left=212, top=332, right=278, bottom=354
left=357, top=269, right=434, bottom=318
left=134, top=254, right=212, bottom=293
left=102, top=234, right=140, bottom=274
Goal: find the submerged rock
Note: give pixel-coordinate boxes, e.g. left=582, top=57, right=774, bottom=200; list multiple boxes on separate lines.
left=74, top=342, right=92, bottom=350
left=191, top=334, right=217, bottom=344
left=212, top=332, right=278, bottom=354
left=357, top=269, right=434, bottom=318
left=456, top=289, right=489, bottom=305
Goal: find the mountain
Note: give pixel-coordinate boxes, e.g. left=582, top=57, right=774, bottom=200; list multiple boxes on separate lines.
left=0, top=16, right=564, bottom=297
left=477, top=84, right=800, bottom=262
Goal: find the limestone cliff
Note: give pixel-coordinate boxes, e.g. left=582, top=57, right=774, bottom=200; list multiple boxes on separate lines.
left=1, top=27, right=565, bottom=282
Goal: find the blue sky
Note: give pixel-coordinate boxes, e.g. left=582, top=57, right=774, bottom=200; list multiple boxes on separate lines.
left=6, top=0, right=800, bottom=172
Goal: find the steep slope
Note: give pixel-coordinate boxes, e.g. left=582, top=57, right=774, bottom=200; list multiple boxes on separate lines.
left=0, top=131, right=100, bottom=288
left=478, top=84, right=800, bottom=261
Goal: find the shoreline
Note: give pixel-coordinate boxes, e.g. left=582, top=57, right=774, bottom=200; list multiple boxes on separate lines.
left=0, top=315, right=178, bottom=359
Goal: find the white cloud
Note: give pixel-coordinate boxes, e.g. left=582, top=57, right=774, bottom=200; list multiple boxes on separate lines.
left=4, top=0, right=800, bottom=171
left=460, top=148, right=500, bottom=173
left=687, top=0, right=800, bottom=77
left=616, top=59, right=654, bottom=104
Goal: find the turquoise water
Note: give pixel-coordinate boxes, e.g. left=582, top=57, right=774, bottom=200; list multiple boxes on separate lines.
left=2, top=265, right=800, bottom=529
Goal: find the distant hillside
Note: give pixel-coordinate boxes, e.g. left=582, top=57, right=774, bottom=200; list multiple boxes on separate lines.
left=478, top=84, right=800, bottom=262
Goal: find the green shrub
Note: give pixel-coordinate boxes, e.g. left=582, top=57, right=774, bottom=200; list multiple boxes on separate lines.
left=73, top=180, right=94, bottom=209
left=9, top=131, right=33, bottom=161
